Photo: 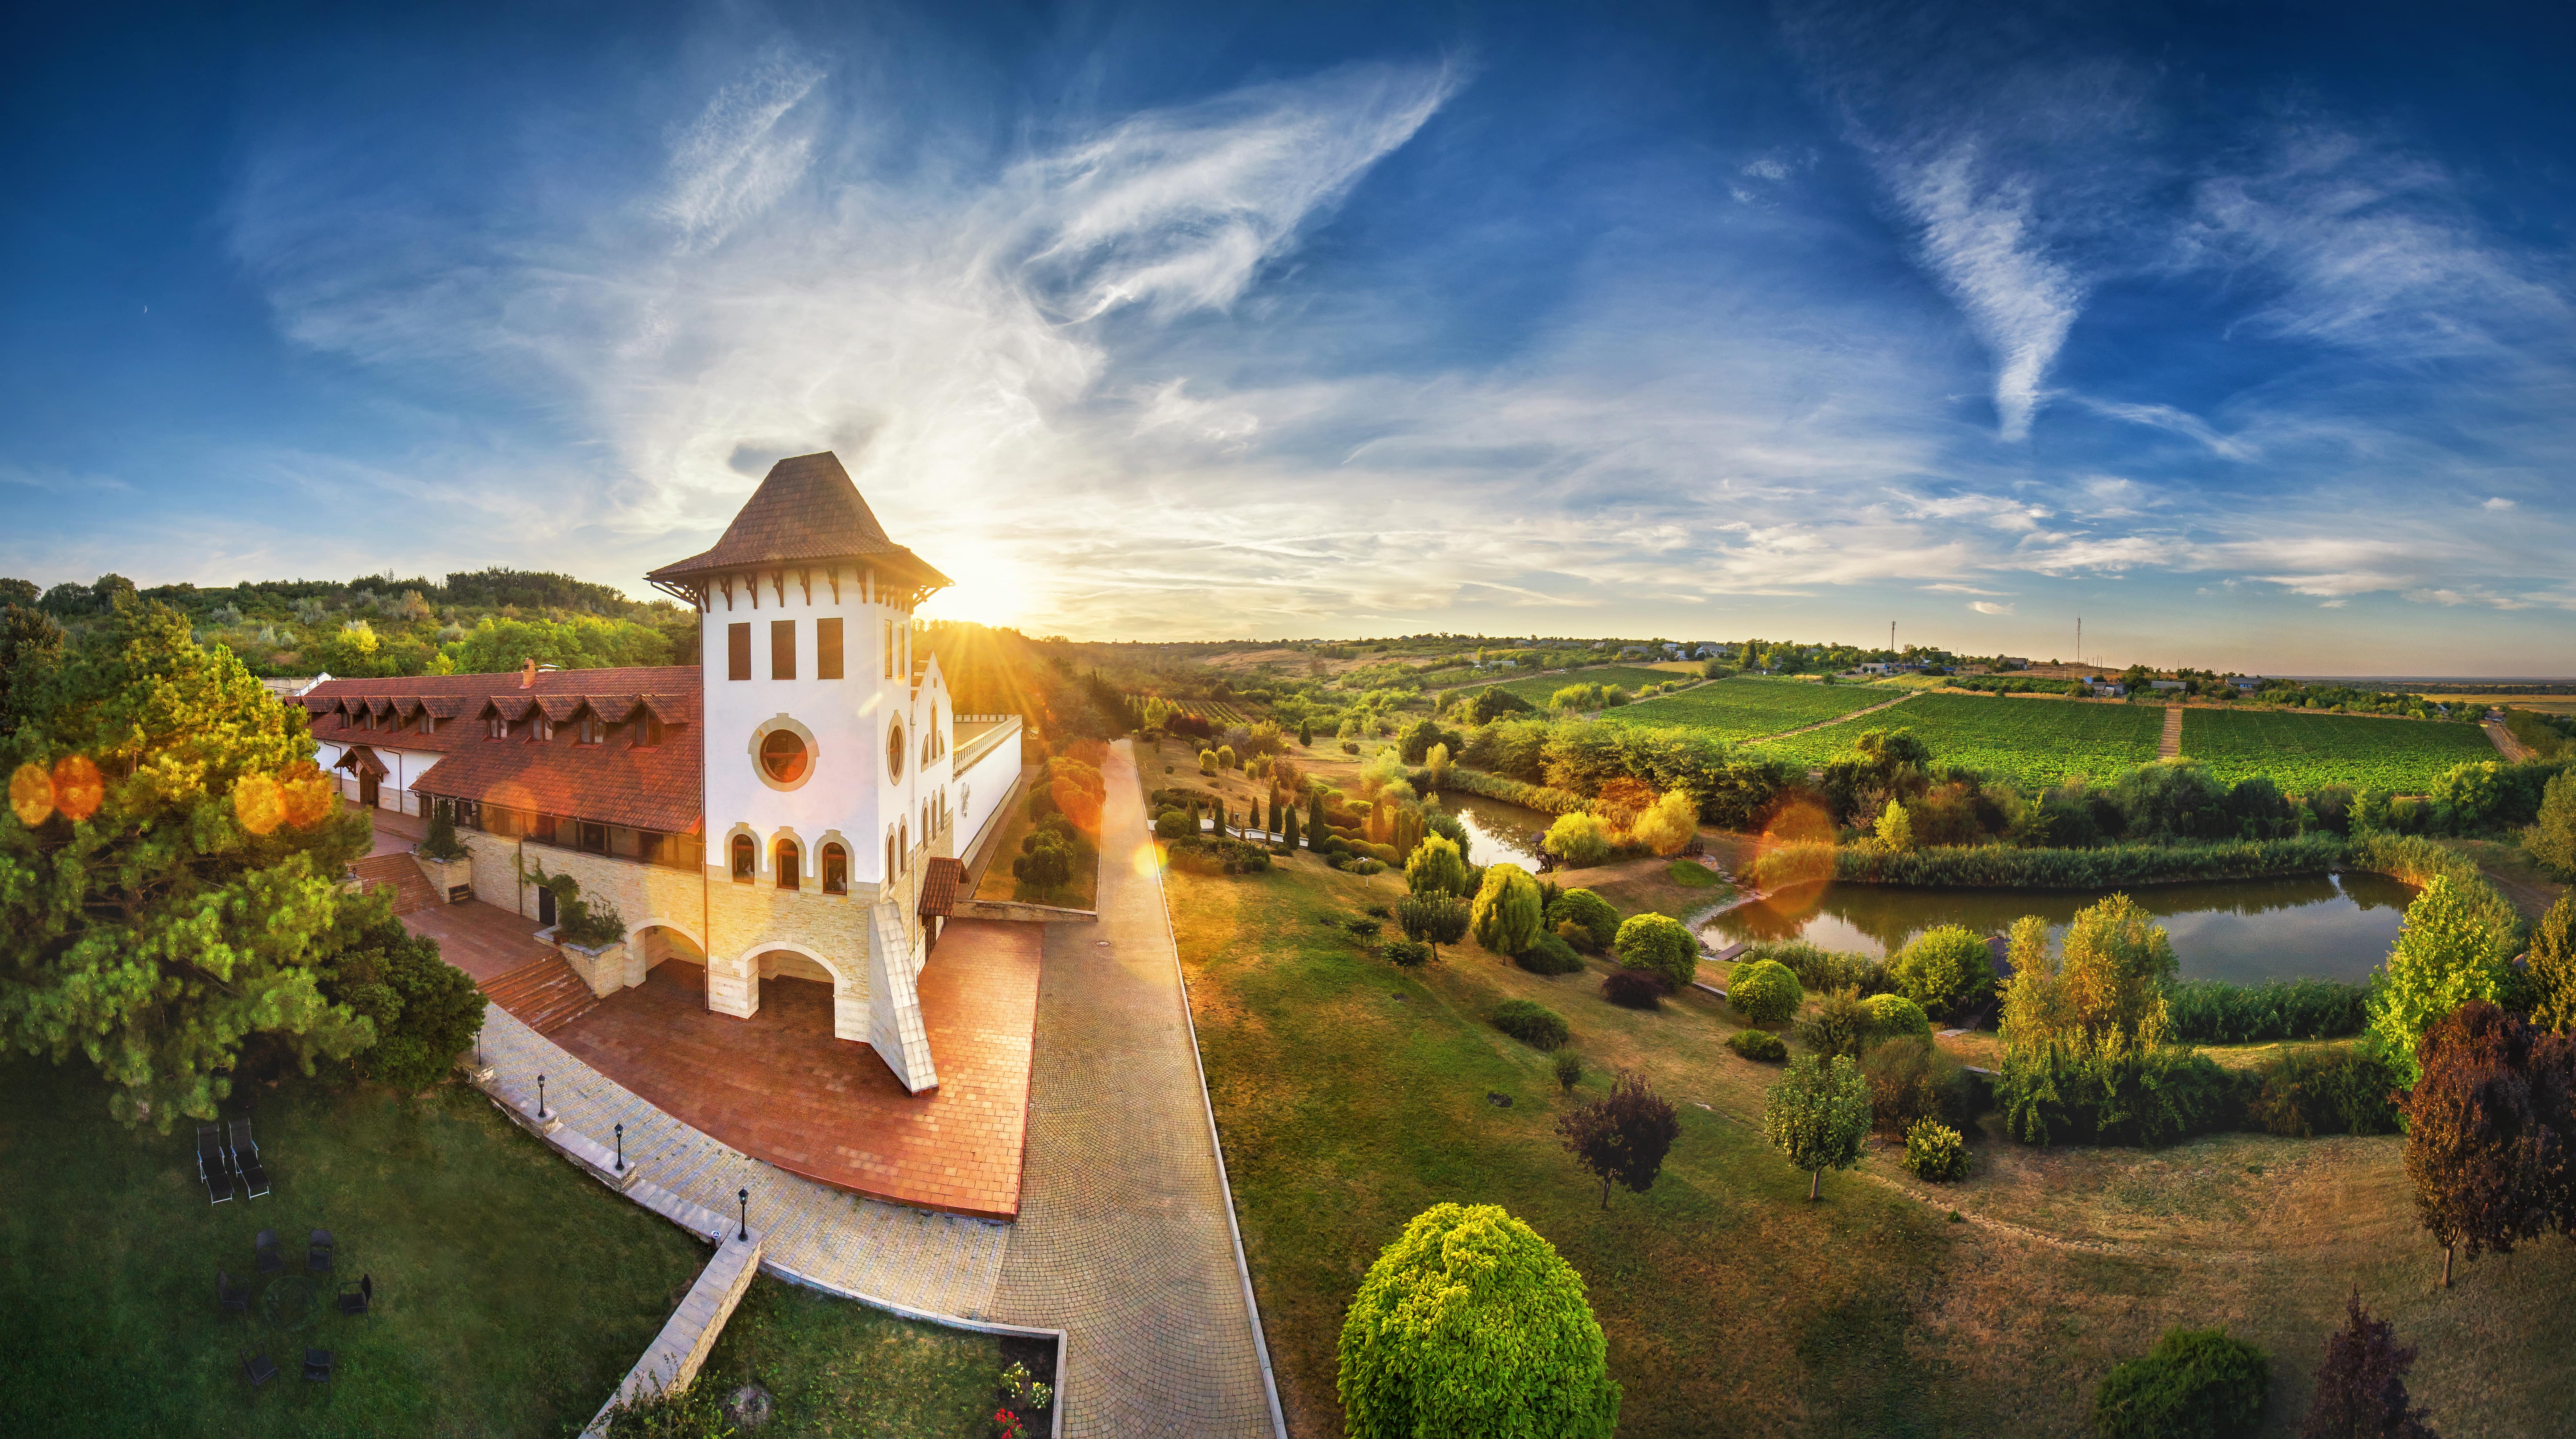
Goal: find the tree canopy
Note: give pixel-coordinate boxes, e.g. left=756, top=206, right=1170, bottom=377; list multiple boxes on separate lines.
left=1762, top=1054, right=1873, bottom=1200
left=1555, top=1070, right=1682, bottom=1209
left=2368, top=876, right=2526, bottom=1087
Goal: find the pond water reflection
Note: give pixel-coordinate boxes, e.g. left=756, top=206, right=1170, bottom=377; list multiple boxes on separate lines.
left=1426, top=793, right=1554, bottom=866
left=1702, top=871, right=2416, bottom=985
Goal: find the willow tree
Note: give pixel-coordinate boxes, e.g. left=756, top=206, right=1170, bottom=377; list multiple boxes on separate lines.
left=0, top=597, right=373, bottom=1127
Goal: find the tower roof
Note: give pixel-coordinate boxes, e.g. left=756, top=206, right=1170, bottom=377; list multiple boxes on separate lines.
left=646, top=452, right=952, bottom=603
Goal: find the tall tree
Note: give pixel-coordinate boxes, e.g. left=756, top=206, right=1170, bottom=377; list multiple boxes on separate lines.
left=2528, top=894, right=2576, bottom=1033
left=2300, top=1287, right=2438, bottom=1439
left=0, top=603, right=67, bottom=736
left=1763, top=1054, right=1872, bottom=1200
left=1555, top=1070, right=1682, bottom=1209
left=2398, top=1001, right=2569, bottom=1287
left=2370, top=877, right=2526, bottom=1086
left=0, top=597, right=373, bottom=1127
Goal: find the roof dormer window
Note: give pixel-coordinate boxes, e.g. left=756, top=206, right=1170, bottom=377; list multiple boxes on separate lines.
left=488, top=716, right=507, bottom=740
left=578, top=717, right=604, bottom=745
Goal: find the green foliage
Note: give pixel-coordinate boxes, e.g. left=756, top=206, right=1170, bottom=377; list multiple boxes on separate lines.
left=1995, top=1039, right=2234, bottom=1148
left=1545, top=887, right=1620, bottom=949
left=1555, top=1069, right=1682, bottom=1207
left=0, top=597, right=374, bottom=1127
left=525, top=861, right=625, bottom=947
left=1395, top=892, right=1471, bottom=956
left=1902, top=1119, right=1970, bottom=1183
left=1470, top=863, right=1545, bottom=956
left=1152, top=808, right=1195, bottom=841
left=2089, top=1327, right=2270, bottom=1439
left=1796, top=987, right=1874, bottom=1061
left=2183, top=706, right=2500, bottom=795
left=1763, top=692, right=2164, bottom=788
left=1860, top=993, right=1932, bottom=1040
left=1887, top=925, right=1993, bottom=1015
left=2241, top=1047, right=2400, bottom=1138
left=1515, top=929, right=1586, bottom=976
left=1761, top=1054, right=1872, bottom=1198
left=2366, top=875, right=2526, bottom=1087
left=1728, top=1027, right=1788, bottom=1061
left=1403, top=833, right=1470, bottom=896
left=2164, top=978, right=2369, bottom=1043
left=2530, top=895, right=2576, bottom=1033
left=321, top=895, right=487, bottom=1094
left=1862, top=1035, right=1968, bottom=1138
left=1552, top=1048, right=1583, bottom=1091
left=1600, top=970, right=1663, bottom=1008
left=435, top=613, right=682, bottom=675
left=1381, top=939, right=1432, bottom=968
left=1751, top=834, right=2348, bottom=890
left=2528, top=771, right=2576, bottom=880
left=1610, top=912, right=1697, bottom=992
left=1873, top=799, right=1915, bottom=850
left=1167, top=835, right=1272, bottom=875
left=1726, top=959, right=1803, bottom=1024
left=1336, top=1203, right=1620, bottom=1439
left=1492, top=999, right=1570, bottom=1051
left=1740, top=938, right=1886, bottom=996
left=1594, top=675, right=1891, bottom=743
left=1542, top=811, right=1613, bottom=867
left=421, top=807, right=468, bottom=861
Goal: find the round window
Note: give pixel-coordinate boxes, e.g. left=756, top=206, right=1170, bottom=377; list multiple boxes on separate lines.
left=760, top=730, right=810, bottom=784
left=887, top=720, right=907, bottom=781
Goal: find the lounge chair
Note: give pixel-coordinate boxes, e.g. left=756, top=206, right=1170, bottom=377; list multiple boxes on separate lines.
left=241, top=1351, right=278, bottom=1388
left=254, top=1229, right=281, bottom=1275
left=228, top=1118, right=270, bottom=1199
left=307, top=1228, right=334, bottom=1274
left=337, top=1274, right=372, bottom=1317
left=303, top=1348, right=334, bottom=1384
left=218, top=1270, right=248, bottom=1316
left=196, top=1126, right=235, bottom=1204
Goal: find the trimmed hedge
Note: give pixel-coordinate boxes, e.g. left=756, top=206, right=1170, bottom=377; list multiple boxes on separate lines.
left=1727, top=1027, right=1787, bottom=1061
left=1860, top=993, right=1932, bottom=1040
left=1492, top=1000, right=1571, bottom=1051
left=1611, top=913, right=1698, bottom=992
left=1601, top=970, right=1664, bottom=1010
left=1725, top=959, right=1803, bottom=1024
left=2089, top=1327, right=2269, bottom=1439
left=1515, top=931, right=1587, bottom=976
left=1545, top=888, right=1620, bottom=949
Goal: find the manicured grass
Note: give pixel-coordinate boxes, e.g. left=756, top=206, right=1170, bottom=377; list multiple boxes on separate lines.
left=972, top=800, right=1100, bottom=910
left=1604, top=676, right=1903, bottom=742
left=2182, top=707, right=2499, bottom=793
left=692, top=1277, right=1032, bottom=1437
left=0, top=1056, right=704, bottom=1438
left=1484, top=664, right=1685, bottom=705
left=1176, top=854, right=2576, bottom=1436
left=1757, top=692, right=2165, bottom=786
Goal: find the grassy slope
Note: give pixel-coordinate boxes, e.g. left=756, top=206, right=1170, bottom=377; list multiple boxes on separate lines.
left=692, top=1277, right=1020, bottom=1437
left=0, top=1057, right=703, bottom=1438
left=2180, top=707, right=2500, bottom=793
left=1756, top=693, right=2165, bottom=787
left=1174, top=856, right=2576, bottom=1436
left=1603, top=677, right=1899, bottom=742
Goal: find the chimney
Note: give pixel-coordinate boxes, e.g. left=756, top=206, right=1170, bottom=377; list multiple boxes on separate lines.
left=520, top=657, right=538, bottom=689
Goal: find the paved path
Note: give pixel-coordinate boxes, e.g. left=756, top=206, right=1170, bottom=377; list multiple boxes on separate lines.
left=2486, top=718, right=2532, bottom=762
left=2159, top=704, right=2184, bottom=758
left=991, top=739, right=1284, bottom=1438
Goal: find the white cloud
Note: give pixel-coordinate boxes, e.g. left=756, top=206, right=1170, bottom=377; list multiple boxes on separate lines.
left=1891, top=146, right=2084, bottom=442
left=2071, top=397, right=2254, bottom=460
left=2485, top=496, right=2516, bottom=510
left=1968, top=600, right=2014, bottom=615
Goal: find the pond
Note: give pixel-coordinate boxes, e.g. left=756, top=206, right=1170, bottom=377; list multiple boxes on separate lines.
left=1426, top=792, right=1556, bottom=866
left=1700, top=871, right=2417, bottom=985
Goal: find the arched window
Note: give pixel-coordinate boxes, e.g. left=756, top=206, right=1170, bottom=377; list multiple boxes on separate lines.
left=885, top=830, right=897, bottom=881
left=731, top=834, right=756, bottom=882
left=776, top=839, right=800, bottom=890
left=899, top=819, right=908, bottom=868
left=822, top=843, right=848, bottom=894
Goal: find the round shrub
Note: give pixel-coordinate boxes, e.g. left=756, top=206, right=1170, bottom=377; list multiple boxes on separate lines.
left=1889, top=925, right=1995, bottom=1015
left=1726, top=959, right=1803, bottom=1024
left=1153, top=808, right=1194, bottom=840
left=1542, top=812, right=1613, bottom=869
left=1337, top=1203, right=1621, bottom=1439
left=1545, top=888, right=1620, bottom=951
left=1471, top=864, right=1546, bottom=956
left=1612, top=913, right=1698, bottom=993
left=1861, top=993, right=1932, bottom=1040
left=1382, top=939, right=1432, bottom=968
left=1492, top=999, right=1570, bottom=1051
left=1902, top=1118, right=1969, bottom=1182
left=2089, top=1327, right=2270, bottom=1439
left=1515, top=929, right=1586, bottom=976
left=1728, top=1027, right=1788, bottom=1062
left=1601, top=970, right=1664, bottom=1010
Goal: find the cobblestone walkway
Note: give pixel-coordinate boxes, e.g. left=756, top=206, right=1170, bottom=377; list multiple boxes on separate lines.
left=989, top=740, right=1285, bottom=1438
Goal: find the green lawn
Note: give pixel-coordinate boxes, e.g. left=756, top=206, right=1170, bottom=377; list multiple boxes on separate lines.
left=1755, top=692, right=2165, bottom=786
left=0, top=1056, right=705, bottom=1437
left=1603, top=676, right=1900, bottom=742
left=2181, top=708, right=2499, bottom=793
left=1483, top=664, right=1683, bottom=705
left=690, top=1277, right=1037, bottom=1437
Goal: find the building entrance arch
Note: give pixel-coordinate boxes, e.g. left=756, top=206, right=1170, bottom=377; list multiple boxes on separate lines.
left=735, top=939, right=864, bottom=1043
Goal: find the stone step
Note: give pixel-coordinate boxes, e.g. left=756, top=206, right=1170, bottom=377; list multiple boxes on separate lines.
left=480, top=954, right=601, bottom=1034
left=349, top=853, right=441, bottom=916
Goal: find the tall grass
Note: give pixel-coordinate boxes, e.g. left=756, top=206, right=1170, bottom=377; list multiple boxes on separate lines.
left=1442, top=766, right=1590, bottom=815
left=2163, top=978, right=2370, bottom=1042
left=1747, top=835, right=2348, bottom=891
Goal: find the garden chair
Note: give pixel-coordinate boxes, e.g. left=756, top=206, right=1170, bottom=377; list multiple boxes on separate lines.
left=218, top=1270, right=248, bottom=1316
left=337, top=1274, right=372, bottom=1317
left=307, top=1228, right=334, bottom=1274
left=195, top=1126, right=235, bottom=1205
left=254, top=1229, right=281, bottom=1275
left=303, top=1348, right=334, bottom=1384
left=241, top=1351, right=278, bottom=1388
left=228, top=1118, right=270, bottom=1199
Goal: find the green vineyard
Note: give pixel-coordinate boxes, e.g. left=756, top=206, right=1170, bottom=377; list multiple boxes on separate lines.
left=1601, top=676, right=1899, bottom=742
left=1754, top=693, right=2166, bottom=787
left=2180, top=708, right=2497, bottom=793
left=1484, top=664, right=1686, bottom=704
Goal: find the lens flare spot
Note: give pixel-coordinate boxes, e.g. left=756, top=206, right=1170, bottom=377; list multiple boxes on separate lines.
left=282, top=767, right=335, bottom=829
left=9, top=762, right=52, bottom=827
left=234, top=774, right=285, bottom=835
left=51, top=754, right=104, bottom=823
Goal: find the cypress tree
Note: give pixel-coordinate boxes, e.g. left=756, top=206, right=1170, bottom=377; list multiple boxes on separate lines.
left=1284, top=808, right=1302, bottom=850
left=1249, top=796, right=1264, bottom=837
left=1310, top=791, right=1329, bottom=845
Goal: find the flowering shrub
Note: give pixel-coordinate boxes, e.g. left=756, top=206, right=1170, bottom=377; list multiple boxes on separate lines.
left=1902, top=1119, right=1970, bottom=1182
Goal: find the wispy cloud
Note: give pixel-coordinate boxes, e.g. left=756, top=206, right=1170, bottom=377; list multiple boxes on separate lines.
left=1892, top=147, right=2084, bottom=441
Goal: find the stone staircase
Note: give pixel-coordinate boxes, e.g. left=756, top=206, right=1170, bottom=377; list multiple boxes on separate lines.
left=481, top=953, right=602, bottom=1035
left=348, top=853, right=441, bottom=916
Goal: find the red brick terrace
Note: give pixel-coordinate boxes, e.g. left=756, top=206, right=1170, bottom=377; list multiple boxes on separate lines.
left=540, top=919, right=1041, bottom=1220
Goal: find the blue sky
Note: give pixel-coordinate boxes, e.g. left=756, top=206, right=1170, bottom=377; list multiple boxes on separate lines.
left=4, top=1, right=2572, bottom=673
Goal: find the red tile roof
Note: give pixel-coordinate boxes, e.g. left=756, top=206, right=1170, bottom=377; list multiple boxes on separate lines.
left=919, top=856, right=965, bottom=918
left=645, top=452, right=952, bottom=595
left=303, top=667, right=704, bottom=833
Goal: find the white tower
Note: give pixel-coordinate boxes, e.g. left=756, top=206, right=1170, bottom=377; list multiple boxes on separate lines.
left=646, top=452, right=957, bottom=1091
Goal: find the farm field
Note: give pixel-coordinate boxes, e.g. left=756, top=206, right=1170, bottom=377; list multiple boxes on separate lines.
left=1602, top=676, right=1899, bottom=742
left=2182, top=708, right=2499, bottom=793
left=1485, top=664, right=1680, bottom=705
left=1756, top=692, right=2164, bottom=786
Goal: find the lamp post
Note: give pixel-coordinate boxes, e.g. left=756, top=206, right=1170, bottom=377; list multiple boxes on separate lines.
left=536, top=1073, right=547, bottom=1120
left=737, top=1188, right=748, bottom=1242
left=614, top=1123, right=624, bottom=1172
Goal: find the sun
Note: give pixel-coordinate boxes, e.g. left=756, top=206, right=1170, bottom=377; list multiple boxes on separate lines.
left=930, top=548, right=1038, bottom=628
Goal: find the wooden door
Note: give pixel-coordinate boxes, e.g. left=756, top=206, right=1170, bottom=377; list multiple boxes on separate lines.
left=359, top=769, right=379, bottom=808
left=537, top=886, right=556, bottom=927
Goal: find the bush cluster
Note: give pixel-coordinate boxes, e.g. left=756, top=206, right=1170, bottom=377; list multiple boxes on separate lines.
left=1727, top=1027, right=1787, bottom=1061
left=1738, top=938, right=1887, bottom=997
left=1999, top=1041, right=2399, bottom=1148
left=1492, top=1000, right=1571, bottom=1051
left=1600, top=970, right=1663, bottom=1010
left=1166, top=835, right=1272, bottom=875
left=2089, top=1327, right=2270, bottom=1439
left=1887, top=925, right=1993, bottom=1016
left=1611, top=913, right=1698, bottom=993
left=1902, top=1119, right=1969, bottom=1182
left=1751, top=834, right=2348, bottom=892
left=1515, top=930, right=1586, bottom=976
left=1725, top=959, right=1803, bottom=1024
left=1544, top=888, right=1620, bottom=950
left=2164, top=978, right=2369, bottom=1043
left=1381, top=939, right=1431, bottom=968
